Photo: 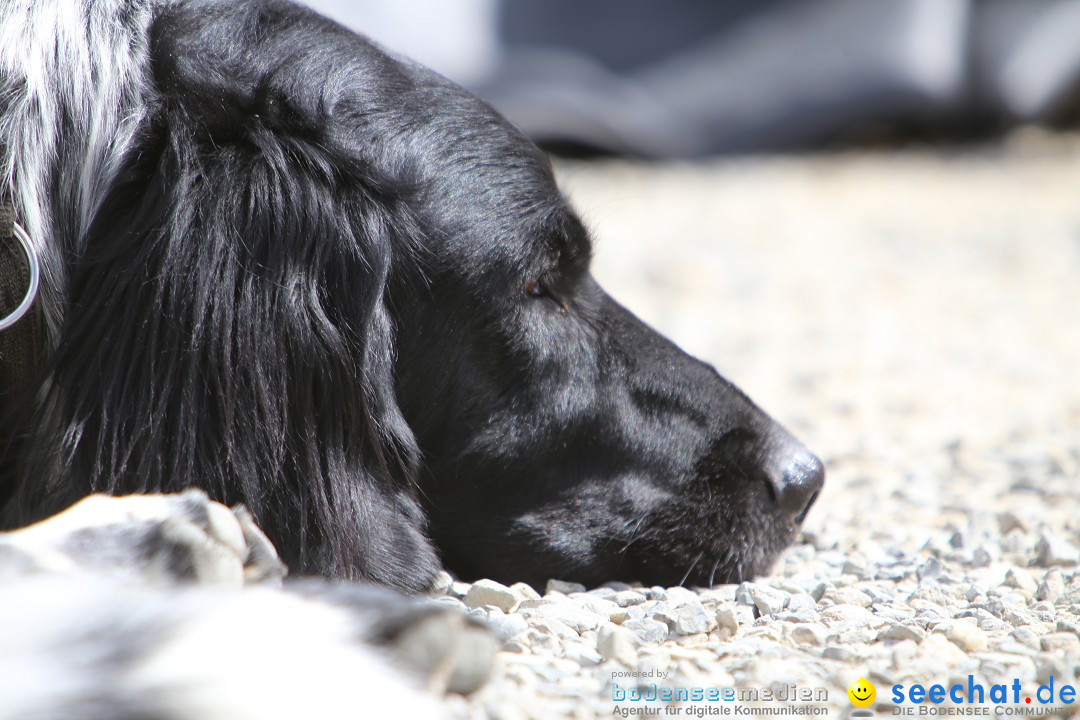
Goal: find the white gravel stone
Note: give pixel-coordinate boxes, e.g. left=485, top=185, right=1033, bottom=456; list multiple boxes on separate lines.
left=529, top=617, right=578, bottom=640
left=596, top=623, right=639, bottom=666
left=1040, top=632, right=1080, bottom=654
left=822, top=645, right=866, bottom=663
left=623, top=618, right=669, bottom=644
left=828, top=587, right=873, bottom=608
left=714, top=604, right=741, bottom=636
left=1004, top=568, right=1038, bottom=594
left=878, top=623, right=926, bottom=642
left=481, top=610, right=529, bottom=640
left=533, top=600, right=601, bottom=633
left=788, top=623, right=828, bottom=646
left=786, top=591, right=816, bottom=613
left=747, top=583, right=789, bottom=615
left=572, top=595, right=620, bottom=621
left=561, top=639, right=603, bottom=665
left=664, top=586, right=700, bottom=607
left=612, top=590, right=647, bottom=607
left=842, top=552, right=869, bottom=577
left=672, top=603, right=712, bottom=635
left=509, top=582, right=542, bottom=603
left=997, top=511, right=1030, bottom=534
left=1036, top=532, right=1080, bottom=567
left=821, top=603, right=876, bottom=624
left=972, top=545, right=999, bottom=567
left=916, top=557, right=946, bottom=581
left=1036, top=570, right=1066, bottom=602
left=545, top=579, right=587, bottom=595
left=946, top=620, right=988, bottom=652
left=465, top=579, right=521, bottom=613
left=699, top=586, right=738, bottom=603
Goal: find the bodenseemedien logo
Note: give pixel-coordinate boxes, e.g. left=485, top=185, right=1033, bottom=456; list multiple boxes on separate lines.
left=609, top=680, right=829, bottom=716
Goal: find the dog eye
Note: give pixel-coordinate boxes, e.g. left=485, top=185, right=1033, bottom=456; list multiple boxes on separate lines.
left=523, top=276, right=568, bottom=311
left=523, top=278, right=546, bottom=297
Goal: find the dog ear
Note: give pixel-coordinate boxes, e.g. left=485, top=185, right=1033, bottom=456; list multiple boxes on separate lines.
left=17, top=97, right=440, bottom=591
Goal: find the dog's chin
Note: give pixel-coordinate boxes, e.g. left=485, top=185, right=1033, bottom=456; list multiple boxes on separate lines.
left=700, top=523, right=801, bottom=586
left=447, top=475, right=806, bottom=590
left=621, top=479, right=806, bottom=589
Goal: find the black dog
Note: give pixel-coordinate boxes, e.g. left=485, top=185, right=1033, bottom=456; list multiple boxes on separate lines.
left=0, top=0, right=823, bottom=592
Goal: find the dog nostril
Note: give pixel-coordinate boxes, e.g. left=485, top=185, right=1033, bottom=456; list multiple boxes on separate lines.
left=773, top=451, right=825, bottom=519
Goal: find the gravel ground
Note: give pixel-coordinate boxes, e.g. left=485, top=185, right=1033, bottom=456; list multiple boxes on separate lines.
left=437, top=131, right=1080, bottom=719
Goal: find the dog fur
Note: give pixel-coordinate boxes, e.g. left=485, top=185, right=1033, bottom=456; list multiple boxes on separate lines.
left=0, top=0, right=823, bottom=592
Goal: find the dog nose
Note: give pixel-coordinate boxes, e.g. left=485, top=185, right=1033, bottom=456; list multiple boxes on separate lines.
left=769, top=448, right=824, bottom=519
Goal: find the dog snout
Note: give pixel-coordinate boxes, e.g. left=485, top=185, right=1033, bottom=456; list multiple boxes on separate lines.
left=768, top=446, right=824, bottom=520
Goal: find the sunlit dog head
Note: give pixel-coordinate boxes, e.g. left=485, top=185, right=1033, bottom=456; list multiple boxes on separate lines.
left=0, top=0, right=822, bottom=591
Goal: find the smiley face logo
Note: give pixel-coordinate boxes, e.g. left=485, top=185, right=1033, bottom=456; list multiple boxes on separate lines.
left=848, top=678, right=876, bottom=708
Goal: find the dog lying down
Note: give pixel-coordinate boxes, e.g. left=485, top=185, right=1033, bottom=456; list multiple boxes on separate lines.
left=0, top=491, right=496, bottom=720
left=0, top=0, right=825, bottom=715
left=1, top=0, right=823, bottom=591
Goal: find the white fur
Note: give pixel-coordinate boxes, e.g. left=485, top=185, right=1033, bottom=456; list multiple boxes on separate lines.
left=0, top=0, right=154, bottom=337
left=0, top=576, right=442, bottom=720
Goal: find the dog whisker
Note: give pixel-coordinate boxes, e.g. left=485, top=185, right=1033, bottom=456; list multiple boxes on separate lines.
left=707, top=556, right=721, bottom=587
left=678, top=551, right=704, bottom=587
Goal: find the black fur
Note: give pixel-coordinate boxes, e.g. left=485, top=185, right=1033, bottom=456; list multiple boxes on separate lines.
left=0, top=0, right=823, bottom=592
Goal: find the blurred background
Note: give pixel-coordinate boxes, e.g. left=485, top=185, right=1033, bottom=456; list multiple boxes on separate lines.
left=300, top=0, right=1080, bottom=554
left=302, top=0, right=1080, bottom=157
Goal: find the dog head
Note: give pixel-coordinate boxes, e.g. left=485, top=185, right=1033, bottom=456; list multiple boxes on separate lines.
left=2, top=0, right=821, bottom=591
left=384, top=86, right=824, bottom=590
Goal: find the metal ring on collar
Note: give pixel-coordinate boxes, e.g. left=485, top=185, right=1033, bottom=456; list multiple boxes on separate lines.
left=0, top=221, right=41, bottom=331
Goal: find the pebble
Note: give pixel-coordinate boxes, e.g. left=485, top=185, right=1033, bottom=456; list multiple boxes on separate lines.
left=1004, top=568, right=1038, bottom=594
left=532, top=600, right=601, bottom=634
left=786, top=592, right=818, bottom=614
left=699, top=586, right=737, bottom=603
left=917, top=557, right=946, bottom=582
left=510, top=582, right=542, bottom=603
left=1036, top=569, right=1065, bottom=602
left=996, top=511, right=1029, bottom=534
left=664, top=586, right=700, bottom=607
left=1039, top=632, right=1080, bottom=654
left=622, top=618, right=669, bottom=644
left=714, top=604, right=741, bottom=636
left=464, top=579, right=521, bottom=613
left=788, top=623, right=828, bottom=646
left=477, top=609, right=529, bottom=640
left=612, top=590, right=647, bottom=607
left=1035, top=532, right=1079, bottom=567
left=842, top=552, right=869, bottom=577
left=572, top=595, right=621, bottom=622
left=822, top=645, right=866, bottom=663
left=529, top=618, right=578, bottom=640
left=878, top=623, right=925, bottom=642
left=545, top=579, right=587, bottom=595
left=596, top=623, right=638, bottom=666
left=747, top=583, right=789, bottom=615
left=946, top=620, right=989, bottom=652
left=821, top=603, right=876, bottom=623
left=1010, top=626, right=1044, bottom=650
left=672, top=603, right=713, bottom=635
left=829, top=587, right=873, bottom=608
